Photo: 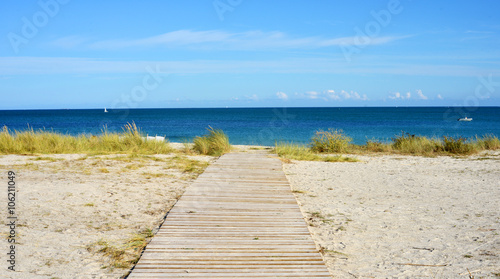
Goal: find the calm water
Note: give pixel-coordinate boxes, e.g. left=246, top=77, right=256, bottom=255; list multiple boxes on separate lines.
left=0, top=107, right=499, bottom=146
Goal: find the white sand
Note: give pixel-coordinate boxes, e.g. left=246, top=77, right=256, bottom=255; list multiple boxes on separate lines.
left=1, top=149, right=499, bottom=278
left=284, top=152, right=500, bottom=278
left=0, top=153, right=213, bottom=279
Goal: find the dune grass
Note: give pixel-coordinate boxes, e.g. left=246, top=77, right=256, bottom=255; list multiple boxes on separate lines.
left=362, top=139, right=394, bottom=153
left=390, top=132, right=499, bottom=156
left=0, top=123, right=172, bottom=155
left=391, top=132, right=442, bottom=155
left=89, top=228, right=154, bottom=269
left=442, top=136, right=475, bottom=155
left=275, top=130, right=500, bottom=161
left=310, top=129, right=352, bottom=153
left=473, top=134, right=500, bottom=151
left=193, top=127, right=231, bottom=156
left=2, top=123, right=498, bottom=158
left=275, top=142, right=358, bottom=162
left=312, top=130, right=500, bottom=156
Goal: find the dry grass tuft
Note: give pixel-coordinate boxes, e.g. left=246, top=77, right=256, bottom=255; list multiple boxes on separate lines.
left=310, top=129, right=352, bottom=153
left=89, top=228, right=154, bottom=269
left=0, top=123, right=172, bottom=155
left=276, top=130, right=500, bottom=160
left=193, top=127, right=231, bottom=156
left=274, top=142, right=358, bottom=162
left=391, top=132, right=442, bottom=155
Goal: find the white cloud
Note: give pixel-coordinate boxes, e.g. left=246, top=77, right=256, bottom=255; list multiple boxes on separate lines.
left=465, top=30, right=494, bottom=34
left=90, top=30, right=231, bottom=49
left=389, top=90, right=428, bottom=100
left=3, top=57, right=500, bottom=77
left=337, top=90, right=367, bottom=100
left=388, top=92, right=403, bottom=99
left=324, top=35, right=411, bottom=47
left=306, top=91, right=319, bottom=99
left=437, top=94, right=443, bottom=100
left=350, top=91, right=368, bottom=100
left=326, top=90, right=340, bottom=100
left=307, top=89, right=369, bottom=101
left=339, top=90, right=351, bottom=99
left=276, top=91, right=288, bottom=100
left=75, top=29, right=409, bottom=50
left=246, top=94, right=259, bottom=101
left=415, top=89, right=428, bottom=100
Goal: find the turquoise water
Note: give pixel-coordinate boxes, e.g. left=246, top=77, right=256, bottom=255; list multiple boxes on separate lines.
left=0, top=107, right=499, bottom=146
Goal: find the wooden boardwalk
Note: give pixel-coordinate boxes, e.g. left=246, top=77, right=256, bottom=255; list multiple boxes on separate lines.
left=128, top=152, right=331, bottom=278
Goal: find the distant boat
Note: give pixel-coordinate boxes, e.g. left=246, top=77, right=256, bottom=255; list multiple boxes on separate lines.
left=458, top=116, right=472, bottom=121
left=104, top=108, right=108, bottom=113
left=142, top=135, right=165, bottom=142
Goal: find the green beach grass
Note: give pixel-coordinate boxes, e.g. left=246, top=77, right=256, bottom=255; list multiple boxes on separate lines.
left=275, top=142, right=358, bottom=162
left=388, top=132, right=500, bottom=155
left=276, top=129, right=500, bottom=161
left=193, top=127, right=231, bottom=156
left=1, top=124, right=498, bottom=158
left=310, top=129, right=352, bottom=153
left=0, top=123, right=173, bottom=155
left=0, top=124, right=232, bottom=157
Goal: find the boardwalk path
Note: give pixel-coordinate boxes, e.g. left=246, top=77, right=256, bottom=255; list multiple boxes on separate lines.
left=128, top=151, right=331, bottom=278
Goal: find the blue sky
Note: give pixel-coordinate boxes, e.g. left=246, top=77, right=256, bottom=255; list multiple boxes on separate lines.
left=1, top=0, right=500, bottom=109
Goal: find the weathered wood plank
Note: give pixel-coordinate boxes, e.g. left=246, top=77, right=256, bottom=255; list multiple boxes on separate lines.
left=127, top=152, right=330, bottom=278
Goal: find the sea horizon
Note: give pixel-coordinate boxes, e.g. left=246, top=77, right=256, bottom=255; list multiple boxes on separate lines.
left=1, top=105, right=499, bottom=111
left=1, top=106, right=499, bottom=146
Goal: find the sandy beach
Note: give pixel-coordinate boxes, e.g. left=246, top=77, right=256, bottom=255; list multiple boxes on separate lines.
left=284, top=151, right=500, bottom=278
left=1, top=148, right=499, bottom=278
left=0, top=149, right=214, bottom=279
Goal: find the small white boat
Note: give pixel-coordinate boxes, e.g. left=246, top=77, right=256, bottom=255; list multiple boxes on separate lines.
left=104, top=108, right=108, bottom=113
left=142, top=135, right=165, bottom=142
left=458, top=117, right=472, bottom=121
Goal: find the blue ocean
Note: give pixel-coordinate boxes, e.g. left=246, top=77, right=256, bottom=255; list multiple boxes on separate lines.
left=0, top=107, right=499, bottom=146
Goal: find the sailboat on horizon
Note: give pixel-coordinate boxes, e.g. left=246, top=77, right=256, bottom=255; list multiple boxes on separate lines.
left=104, top=108, right=108, bottom=113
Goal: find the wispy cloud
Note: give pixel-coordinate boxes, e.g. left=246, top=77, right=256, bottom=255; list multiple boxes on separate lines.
left=245, top=94, right=259, bottom=101
left=415, top=89, right=428, bottom=100
left=388, top=92, right=409, bottom=100
left=464, top=30, right=495, bottom=34
left=89, top=30, right=231, bottom=49
left=297, top=90, right=368, bottom=101
left=49, top=35, right=92, bottom=49
left=388, top=90, right=427, bottom=100
left=276, top=91, right=288, bottom=100
left=52, top=30, right=409, bottom=50
left=327, top=90, right=368, bottom=101
left=461, top=30, right=496, bottom=41
left=306, top=91, right=319, bottom=99
left=2, top=57, right=500, bottom=77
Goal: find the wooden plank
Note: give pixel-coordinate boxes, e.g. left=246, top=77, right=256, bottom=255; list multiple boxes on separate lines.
left=127, top=152, right=330, bottom=278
